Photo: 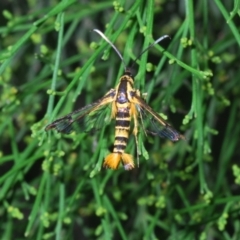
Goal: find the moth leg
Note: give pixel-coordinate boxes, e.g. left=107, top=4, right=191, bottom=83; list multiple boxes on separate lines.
left=131, top=103, right=140, bottom=167
left=142, top=92, right=148, bottom=100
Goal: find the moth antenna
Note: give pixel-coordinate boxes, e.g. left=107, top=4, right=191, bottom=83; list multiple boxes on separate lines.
left=93, top=29, right=127, bottom=71
left=131, top=35, right=171, bottom=69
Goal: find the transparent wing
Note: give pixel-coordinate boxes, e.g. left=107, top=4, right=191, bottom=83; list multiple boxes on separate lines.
left=133, top=94, right=184, bottom=141
left=45, top=89, right=116, bottom=134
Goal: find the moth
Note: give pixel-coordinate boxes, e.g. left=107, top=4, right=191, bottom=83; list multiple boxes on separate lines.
left=45, top=29, right=184, bottom=170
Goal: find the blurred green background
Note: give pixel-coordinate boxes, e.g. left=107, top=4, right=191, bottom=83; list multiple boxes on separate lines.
left=1, top=0, right=240, bottom=239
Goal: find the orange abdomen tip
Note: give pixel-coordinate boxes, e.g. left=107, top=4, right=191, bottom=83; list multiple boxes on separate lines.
left=121, top=153, right=134, bottom=170
left=103, top=153, right=135, bottom=170
left=104, top=153, right=122, bottom=170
